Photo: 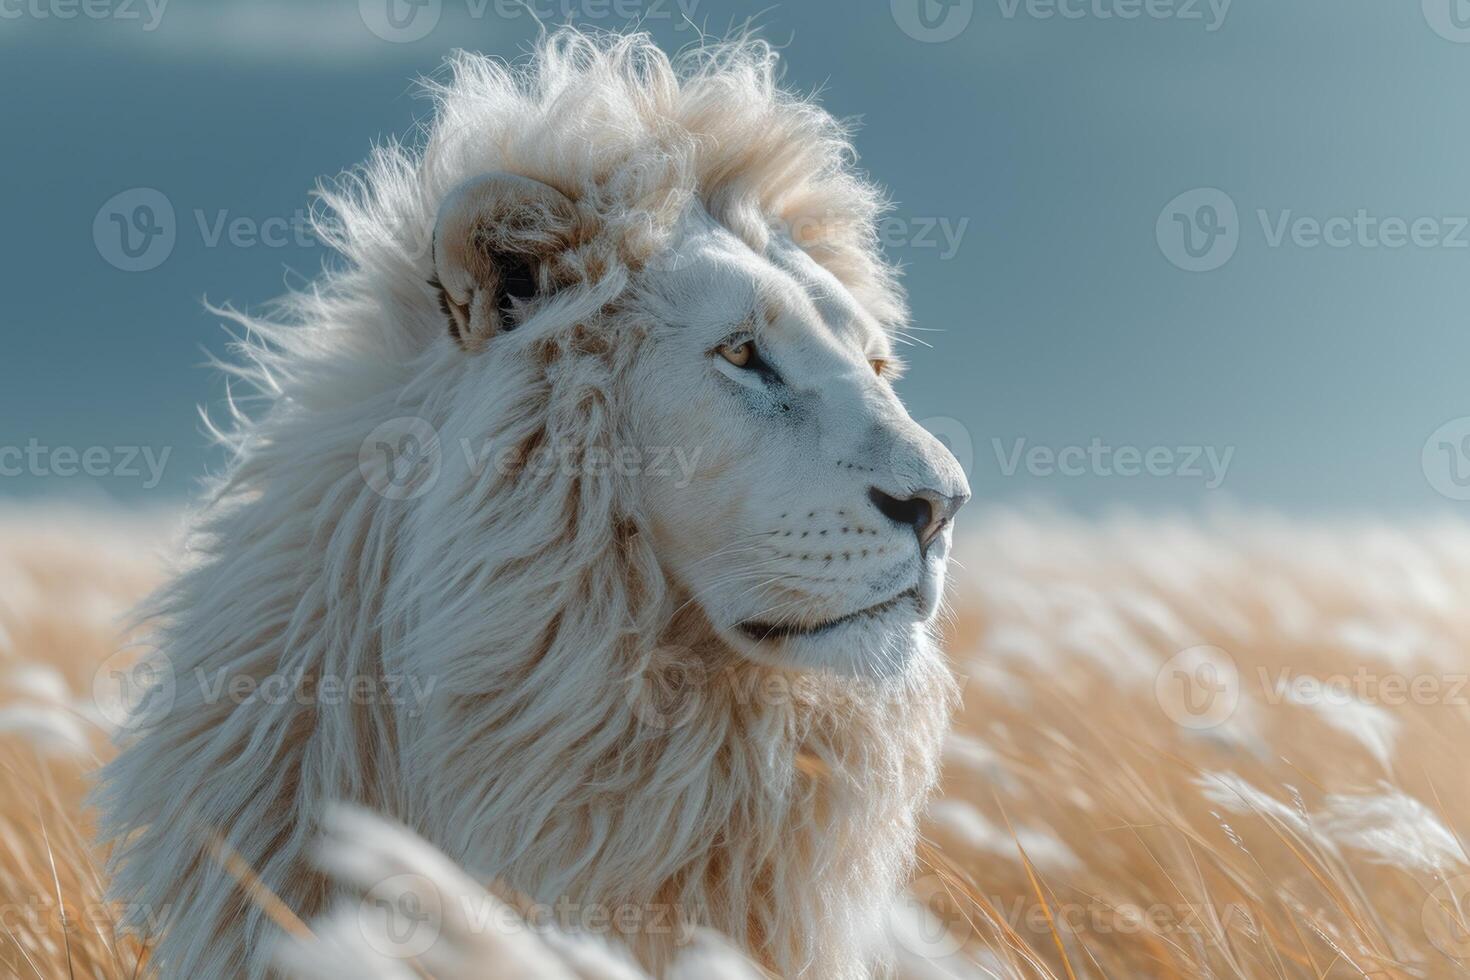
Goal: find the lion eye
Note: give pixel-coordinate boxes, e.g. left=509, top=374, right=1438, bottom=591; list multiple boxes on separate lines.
left=719, top=341, right=756, bottom=368
left=869, top=358, right=889, bottom=377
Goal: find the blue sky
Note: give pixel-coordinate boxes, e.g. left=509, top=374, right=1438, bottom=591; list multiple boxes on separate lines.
left=4, top=0, right=1470, bottom=514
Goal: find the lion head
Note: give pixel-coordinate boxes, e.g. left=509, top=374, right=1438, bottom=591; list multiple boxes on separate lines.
left=428, top=168, right=969, bottom=678
left=98, top=29, right=968, bottom=979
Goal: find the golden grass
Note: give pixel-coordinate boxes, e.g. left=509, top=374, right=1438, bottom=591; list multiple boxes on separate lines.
left=918, top=510, right=1470, bottom=978
left=0, top=506, right=170, bottom=979
left=5, top=504, right=1470, bottom=977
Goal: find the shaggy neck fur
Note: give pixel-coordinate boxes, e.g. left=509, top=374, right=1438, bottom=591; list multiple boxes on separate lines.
left=95, top=28, right=954, bottom=979
left=96, top=338, right=952, bottom=980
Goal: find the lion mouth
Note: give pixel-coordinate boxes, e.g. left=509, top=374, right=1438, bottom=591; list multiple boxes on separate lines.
left=736, top=587, right=921, bottom=642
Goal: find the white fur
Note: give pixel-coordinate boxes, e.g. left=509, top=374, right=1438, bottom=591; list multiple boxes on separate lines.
left=273, top=804, right=760, bottom=980
left=96, top=28, right=964, bottom=978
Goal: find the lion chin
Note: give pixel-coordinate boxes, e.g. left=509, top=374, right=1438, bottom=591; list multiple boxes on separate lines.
left=722, top=586, right=932, bottom=679
left=94, top=26, right=967, bottom=980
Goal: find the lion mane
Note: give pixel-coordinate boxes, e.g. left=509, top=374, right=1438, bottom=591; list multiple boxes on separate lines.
left=96, top=28, right=954, bottom=978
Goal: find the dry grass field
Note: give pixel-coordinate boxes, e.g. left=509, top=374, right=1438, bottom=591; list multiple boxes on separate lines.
left=4, top=502, right=1470, bottom=978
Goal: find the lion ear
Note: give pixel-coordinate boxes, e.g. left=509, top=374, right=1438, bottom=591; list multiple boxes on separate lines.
left=430, top=173, right=577, bottom=350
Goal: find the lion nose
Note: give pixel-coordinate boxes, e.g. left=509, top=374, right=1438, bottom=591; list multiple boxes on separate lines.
left=867, top=486, right=969, bottom=556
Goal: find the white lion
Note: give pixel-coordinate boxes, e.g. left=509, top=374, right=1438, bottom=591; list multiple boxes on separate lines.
left=95, top=28, right=969, bottom=979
